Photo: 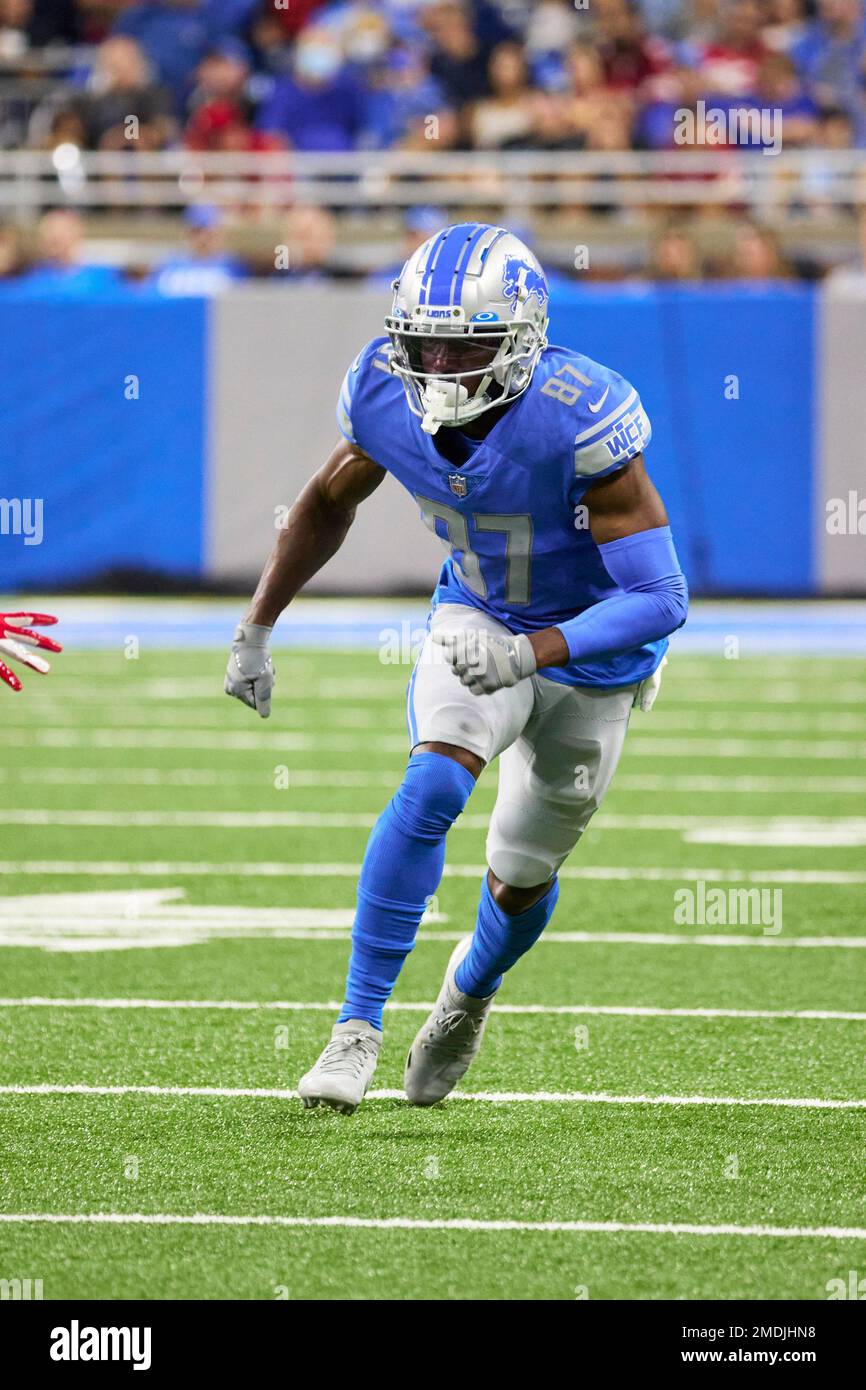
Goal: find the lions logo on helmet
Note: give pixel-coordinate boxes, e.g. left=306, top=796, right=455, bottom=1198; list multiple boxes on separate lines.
left=385, top=223, right=550, bottom=435
left=501, top=256, right=549, bottom=310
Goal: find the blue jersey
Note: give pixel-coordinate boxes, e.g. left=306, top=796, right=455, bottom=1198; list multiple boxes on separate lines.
left=337, top=336, right=666, bottom=687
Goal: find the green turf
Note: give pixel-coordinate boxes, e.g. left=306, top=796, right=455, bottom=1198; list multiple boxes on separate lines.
left=0, top=645, right=865, bottom=1299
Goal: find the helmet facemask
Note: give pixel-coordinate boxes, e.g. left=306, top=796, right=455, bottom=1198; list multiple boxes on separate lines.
left=385, top=316, right=546, bottom=435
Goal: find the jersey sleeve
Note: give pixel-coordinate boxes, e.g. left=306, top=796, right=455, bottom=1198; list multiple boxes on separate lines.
left=336, top=352, right=362, bottom=444
left=572, top=375, right=652, bottom=479
left=335, top=336, right=393, bottom=450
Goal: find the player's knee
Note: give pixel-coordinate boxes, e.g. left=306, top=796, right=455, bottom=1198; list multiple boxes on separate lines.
left=487, top=845, right=556, bottom=894
left=488, top=869, right=553, bottom=915
left=392, top=750, right=476, bottom=841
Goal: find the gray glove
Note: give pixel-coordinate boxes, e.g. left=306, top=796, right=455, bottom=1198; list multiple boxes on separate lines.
left=224, top=622, right=275, bottom=718
left=433, top=627, right=537, bottom=696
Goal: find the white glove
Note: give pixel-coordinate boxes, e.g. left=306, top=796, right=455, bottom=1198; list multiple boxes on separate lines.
left=225, top=622, right=275, bottom=718
left=433, top=627, right=537, bottom=696
left=633, top=655, right=667, bottom=712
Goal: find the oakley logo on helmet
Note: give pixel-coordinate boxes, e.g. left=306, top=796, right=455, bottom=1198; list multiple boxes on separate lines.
left=501, top=257, right=549, bottom=309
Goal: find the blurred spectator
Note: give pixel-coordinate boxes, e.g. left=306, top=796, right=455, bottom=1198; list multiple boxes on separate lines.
left=422, top=1, right=495, bottom=108
left=593, top=0, right=672, bottom=94
left=753, top=51, right=818, bottom=146
left=184, top=38, right=283, bottom=152
left=524, top=1, right=580, bottom=58
left=112, top=1, right=211, bottom=114
left=725, top=221, right=793, bottom=279
left=55, top=36, right=173, bottom=150
left=558, top=43, right=618, bottom=148
left=0, top=221, right=25, bottom=277
left=19, top=208, right=120, bottom=292
left=274, top=203, right=342, bottom=280
left=469, top=41, right=535, bottom=148
left=367, top=204, right=447, bottom=285
left=792, top=0, right=866, bottom=145
left=364, top=43, right=447, bottom=149
left=151, top=203, right=245, bottom=295
left=266, top=0, right=325, bottom=42
left=801, top=106, right=857, bottom=210
left=0, top=0, right=30, bottom=57
left=824, top=206, right=866, bottom=291
left=762, top=0, right=810, bottom=55
left=688, top=0, right=768, bottom=100
left=256, top=25, right=369, bottom=150
left=339, top=4, right=392, bottom=70
left=648, top=222, right=703, bottom=280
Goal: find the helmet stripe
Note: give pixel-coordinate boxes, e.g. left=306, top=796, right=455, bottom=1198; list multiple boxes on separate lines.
left=478, top=226, right=508, bottom=267
left=418, top=227, right=450, bottom=308
left=451, top=222, right=493, bottom=307
left=427, top=222, right=477, bottom=307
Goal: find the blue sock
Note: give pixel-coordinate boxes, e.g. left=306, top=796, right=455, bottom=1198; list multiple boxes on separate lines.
left=338, top=752, right=476, bottom=1029
left=455, top=874, right=560, bottom=997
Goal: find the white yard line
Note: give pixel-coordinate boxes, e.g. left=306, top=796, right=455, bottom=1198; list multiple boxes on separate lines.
left=1, top=998, right=863, bottom=1022
left=3, top=767, right=866, bottom=795
left=10, top=730, right=866, bottom=758
left=2, top=1082, right=864, bottom=1109
left=25, top=676, right=866, bottom=705
left=1, top=930, right=861, bottom=948
left=6, top=809, right=866, bottom=834
left=6, top=709, right=866, bottom=733
left=0, top=860, right=863, bottom=885
left=0, top=1211, right=863, bottom=1239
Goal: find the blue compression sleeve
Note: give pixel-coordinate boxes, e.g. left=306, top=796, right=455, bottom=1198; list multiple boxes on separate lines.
left=555, top=525, right=688, bottom=663
left=338, top=752, right=476, bottom=1029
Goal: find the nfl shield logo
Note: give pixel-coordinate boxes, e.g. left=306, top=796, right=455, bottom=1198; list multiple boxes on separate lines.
left=448, top=473, right=468, bottom=498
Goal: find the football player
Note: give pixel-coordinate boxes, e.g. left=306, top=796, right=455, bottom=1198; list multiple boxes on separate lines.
left=0, top=612, right=61, bottom=690
left=226, top=223, right=688, bottom=1113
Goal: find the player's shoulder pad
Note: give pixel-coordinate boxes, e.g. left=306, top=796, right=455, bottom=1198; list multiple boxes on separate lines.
left=536, top=345, right=652, bottom=480
left=336, top=335, right=396, bottom=447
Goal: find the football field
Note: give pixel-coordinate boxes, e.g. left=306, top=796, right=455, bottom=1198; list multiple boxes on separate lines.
left=1, top=609, right=865, bottom=1301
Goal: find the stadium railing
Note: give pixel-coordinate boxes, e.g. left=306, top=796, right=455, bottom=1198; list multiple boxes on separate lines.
left=0, top=149, right=863, bottom=214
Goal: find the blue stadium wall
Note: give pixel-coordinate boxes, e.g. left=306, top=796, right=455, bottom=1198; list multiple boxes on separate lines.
left=0, top=282, right=862, bottom=595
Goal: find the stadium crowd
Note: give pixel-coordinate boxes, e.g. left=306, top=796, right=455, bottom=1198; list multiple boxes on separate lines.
left=3, top=0, right=863, bottom=154
left=0, top=0, right=863, bottom=285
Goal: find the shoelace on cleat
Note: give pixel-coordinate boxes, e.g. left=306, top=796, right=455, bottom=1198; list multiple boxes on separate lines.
left=319, top=1034, right=377, bottom=1079
left=422, top=1006, right=483, bottom=1056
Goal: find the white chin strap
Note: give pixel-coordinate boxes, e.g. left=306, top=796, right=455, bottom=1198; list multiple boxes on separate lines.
left=420, top=379, right=470, bottom=435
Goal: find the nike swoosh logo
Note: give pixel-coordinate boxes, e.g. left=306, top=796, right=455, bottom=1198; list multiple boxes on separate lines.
left=587, top=385, right=611, bottom=414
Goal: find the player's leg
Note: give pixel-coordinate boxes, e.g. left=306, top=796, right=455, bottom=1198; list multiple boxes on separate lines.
left=404, top=679, right=635, bottom=1105
left=466, top=679, right=637, bottom=987
left=298, top=605, right=533, bottom=1113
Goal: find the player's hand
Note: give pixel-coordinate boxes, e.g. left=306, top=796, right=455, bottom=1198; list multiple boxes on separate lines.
left=633, top=655, right=667, bottom=712
left=433, top=628, right=537, bottom=696
left=225, top=622, right=275, bottom=718
left=0, top=611, right=62, bottom=692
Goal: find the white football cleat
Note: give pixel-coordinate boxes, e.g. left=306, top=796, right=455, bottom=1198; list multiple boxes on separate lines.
left=297, top=1019, right=382, bottom=1115
left=404, top=938, right=497, bottom=1106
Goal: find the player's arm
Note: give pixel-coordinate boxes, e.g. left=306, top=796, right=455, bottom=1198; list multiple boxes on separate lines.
left=435, top=456, right=687, bottom=694
left=225, top=439, right=385, bottom=716
left=528, top=454, right=687, bottom=669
